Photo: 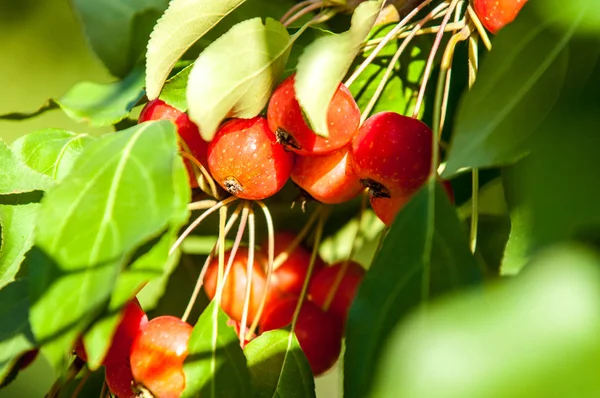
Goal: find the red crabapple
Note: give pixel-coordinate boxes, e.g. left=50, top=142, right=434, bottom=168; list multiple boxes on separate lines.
left=138, top=99, right=209, bottom=188
left=258, top=231, right=325, bottom=296
left=351, top=111, right=433, bottom=198
left=105, top=360, right=136, bottom=398
left=204, top=248, right=283, bottom=325
left=267, top=75, right=361, bottom=156
left=308, top=261, right=365, bottom=326
left=260, top=298, right=342, bottom=376
left=130, top=316, right=193, bottom=398
left=370, top=193, right=413, bottom=227
left=473, top=0, right=528, bottom=34
left=207, top=117, right=294, bottom=200
left=291, top=145, right=364, bottom=204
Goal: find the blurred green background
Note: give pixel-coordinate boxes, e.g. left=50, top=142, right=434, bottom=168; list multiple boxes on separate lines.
left=0, top=0, right=111, bottom=145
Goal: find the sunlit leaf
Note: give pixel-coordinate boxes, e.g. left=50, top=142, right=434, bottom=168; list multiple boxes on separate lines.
left=371, top=244, right=600, bottom=398
left=182, top=300, right=251, bottom=397
left=295, top=0, right=383, bottom=137
left=29, top=121, right=190, bottom=371
left=145, top=0, right=247, bottom=100
left=245, top=329, right=315, bottom=398
left=0, top=204, right=38, bottom=288
left=0, top=141, right=53, bottom=196
left=344, top=182, right=483, bottom=398
left=187, top=17, right=291, bottom=141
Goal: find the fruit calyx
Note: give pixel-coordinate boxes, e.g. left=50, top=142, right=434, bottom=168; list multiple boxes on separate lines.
left=275, top=128, right=302, bottom=151
left=360, top=178, right=391, bottom=199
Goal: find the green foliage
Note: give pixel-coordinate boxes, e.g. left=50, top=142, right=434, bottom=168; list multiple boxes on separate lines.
left=370, top=244, right=600, bottom=398
left=245, top=329, right=315, bottom=398
left=0, top=205, right=38, bottom=287
left=186, top=17, right=291, bottom=141
left=344, top=182, right=483, bottom=398
left=182, top=301, right=251, bottom=397
left=72, top=0, right=169, bottom=77
left=295, top=0, right=383, bottom=137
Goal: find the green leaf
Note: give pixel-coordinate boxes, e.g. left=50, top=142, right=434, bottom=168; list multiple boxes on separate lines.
left=11, top=129, right=94, bottom=181
left=350, top=33, right=428, bottom=118
left=344, top=182, right=483, bottom=398
left=245, top=329, right=315, bottom=398
left=182, top=300, right=251, bottom=397
left=0, top=141, right=53, bottom=196
left=295, top=0, right=383, bottom=137
left=0, top=204, right=38, bottom=288
left=29, top=121, right=190, bottom=371
left=187, top=17, right=291, bottom=141
left=72, top=0, right=169, bottom=77
left=158, top=64, right=193, bottom=112
left=443, top=5, right=580, bottom=176
left=0, top=68, right=145, bottom=127
left=533, top=0, right=600, bottom=35
left=371, top=244, right=600, bottom=398
left=284, top=27, right=333, bottom=77
left=145, top=0, right=247, bottom=100
left=0, top=280, right=35, bottom=385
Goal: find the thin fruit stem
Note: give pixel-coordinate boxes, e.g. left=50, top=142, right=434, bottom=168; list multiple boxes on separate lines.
left=322, top=192, right=368, bottom=311
left=220, top=202, right=250, bottom=287
left=98, top=381, right=107, bottom=398
left=70, top=368, right=90, bottom=398
left=360, top=3, right=447, bottom=122
left=181, top=203, right=244, bottom=322
left=188, top=199, right=217, bottom=211
left=214, top=206, right=228, bottom=309
left=245, top=201, right=275, bottom=340
left=345, top=0, right=437, bottom=88
left=468, top=34, right=480, bottom=254
left=281, top=0, right=314, bottom=24
left=283, top=1, right=326, bottom=28
left=467, top=5, right=492, bottom=51
left=272, top=206, right=323, bottom=270
left=412, top=0, right=462, bottom=119
left=179, top=151, right=221, bottom=199
left=361, top=21, right=465, bottom=51
left=170, top=196, right=238, bottom=256
left=290, top=207, right=329, bottom=332
left=239, top=205, right=256, bottom=346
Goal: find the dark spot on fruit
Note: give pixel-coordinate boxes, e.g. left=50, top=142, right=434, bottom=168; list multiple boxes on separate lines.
left=275, top=128, right=302, bottom=151
left=224, top=176, right=244, bottom=195
left=360, top=179, right=391, bottom=199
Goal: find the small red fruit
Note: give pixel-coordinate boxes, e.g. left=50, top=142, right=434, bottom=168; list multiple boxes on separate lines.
left=207, top=117, right=294, bottom=200
left=103, top=298, right=148, bottom=366
left=130, top=316, right=193, bottom=398
left=267, top=75, right=361, bottom=155
left=105, top=360, right=136, bottom=398
left=473, top=0, right=528, bottom=34
left=259, top=231, right=325, bottom=296
left=308, top=261, right=365, bottom=325
left=204, top=248, right=282, bottom=325
left=291, top=145, right=364, bottom=204
left=351, top=112, right=433, bottom=198
left=138, top=99, right=209, bottom=188
left=370, top=193, right=413, bottom=227
left=260, top=298, right=342, bottom=376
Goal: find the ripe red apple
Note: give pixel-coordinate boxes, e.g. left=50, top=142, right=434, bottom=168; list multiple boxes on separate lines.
left=207, top=117, right=294, bottom=200
left=267, top=75, right=361, bottom=156
left=130, top=316, right=193, bottom=398
left=105, top=360, right=136, bottom=398
left=308, top=261, right=365, bottom=326
left=473, top=0, right=528, bottom=34
left=258, top=231, right=325, bottom=296
left=351, top=112, right=433, bottom=198
left=204, top=248, right=283, bottom=325
left=291, top=145, right=364, bottom=204
left=138, top=99, right=209, bottom=188
left=260, top=298, right=342, bottom=376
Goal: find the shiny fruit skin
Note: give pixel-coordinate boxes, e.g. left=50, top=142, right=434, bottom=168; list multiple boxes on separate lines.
left=291, top=145, right=364, bottom=204
left=258, top=231, right=325, bottom=296
left=138, top=99, right=209, bottom=188
left=104, top=298, right=148, bottom=366
left=474, top=0, right=528, bottom=34
left=207, top=117, right=294, bottom=200
left=204, top=248, right=282, bottom=325
left=267, top=75, right=361, bottom=155
left=351, top=112, right=433, bottom=196
left=130, top=316, right=193, bottom=398
left=308, top=261, right=365, bottom=325
left=260, top=298, right=342, bottom=376
left=370, top=192, right=413, bottom=226
left=105, top=360, right=136, bottom=398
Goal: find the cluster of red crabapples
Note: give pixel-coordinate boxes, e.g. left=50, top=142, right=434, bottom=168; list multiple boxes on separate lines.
left=139, top=73, right=452, bottom=226
left=203, top=230, right=366, bottom=376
